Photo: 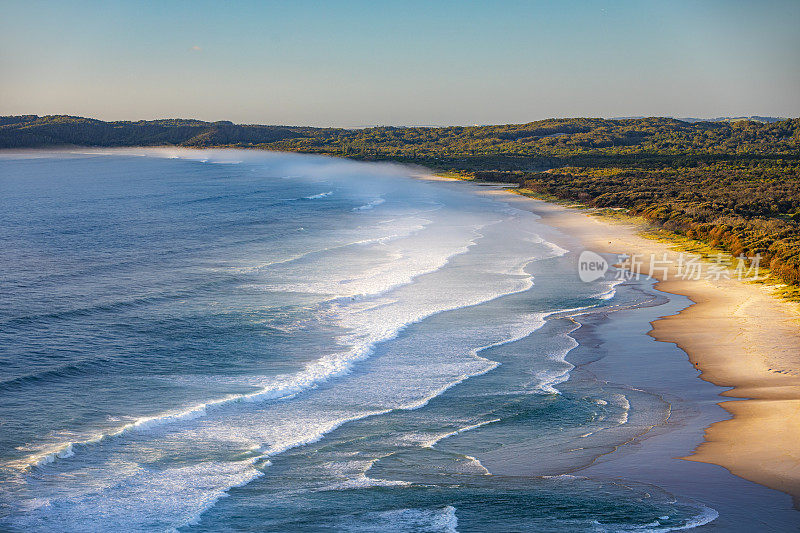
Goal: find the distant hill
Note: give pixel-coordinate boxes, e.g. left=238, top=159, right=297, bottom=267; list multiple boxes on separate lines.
left=611, top=115, right=785, bottom=123
left=1, top=115, right=798, bottom=160
left=679, top=116, right=785, bottom=123
left=0, top=115, right=323, bottom=149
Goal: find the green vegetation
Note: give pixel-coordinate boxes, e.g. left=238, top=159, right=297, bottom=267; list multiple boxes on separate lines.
left=0, top=115, right=328, bottom=148
left=510, top=162, right=800, bottom=287
left=2, top=114, right=799, bottom=289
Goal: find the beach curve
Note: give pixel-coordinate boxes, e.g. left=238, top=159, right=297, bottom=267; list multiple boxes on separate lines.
left=476, top=184, right=800, bottom=502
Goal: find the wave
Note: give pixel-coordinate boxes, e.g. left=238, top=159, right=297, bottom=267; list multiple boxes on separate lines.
left=346, top=506, right=459, bottom=533
left=0, top=356, right=114, bottom=390
left=302, top=191, right=333, bottom=200
left=279, top=231, right=484, bottom=297
left=353, top=198, right=385, bottom=211
left=8, top=265, right=514, bottom=472
left=10, top=365, right=372, bottom=470
left=171, top=465, right=264, bottom=533
left=421, top=419, right=502, bottom=449
left=8, top=248, right=607, bottom=533
left=593, top=503, right=719, bottom=532
left=527, top=235, right=569, bottom=258
left=7, top=217, right=493, bottom=470
left=0, top=277, right=238, bottom=329
left=179, top=190, right=271, bottom=205
left=668, top=505, right=719, bottom=532
left=610, top=393, right=631, bottom=425
left=3, top=229, right=313, bottom=293
left=228, top=224, right=429, bottom=275
left=9, top=231, right=565, bottom=486
left=2, top=215, right=463, bottom=330
left=0, top=290, right=192, bottom=328
left=511, top=288, right=647, bottom=396
left=317, top=457, right=413, bottom=492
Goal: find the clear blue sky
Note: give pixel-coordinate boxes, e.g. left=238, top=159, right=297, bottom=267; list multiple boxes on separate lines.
left=1, top=0, right=798, bottom=126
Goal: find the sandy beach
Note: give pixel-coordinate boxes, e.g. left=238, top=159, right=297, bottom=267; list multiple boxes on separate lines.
left=484, top=186, right=800, bottom=503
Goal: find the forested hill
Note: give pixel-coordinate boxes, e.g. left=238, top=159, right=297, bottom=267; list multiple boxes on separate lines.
left=1, top=115, right=799, bottom=163
left=3, top=114, right=800, bottom=290
left=0, top=115, right=326, bottom=149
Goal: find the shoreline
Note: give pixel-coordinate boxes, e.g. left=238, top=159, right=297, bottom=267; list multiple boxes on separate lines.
left=431, top=175, right=800, bottom=502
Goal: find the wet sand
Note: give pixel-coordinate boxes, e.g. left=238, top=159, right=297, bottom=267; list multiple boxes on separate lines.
left=508, top=194, right=800, bottom=501
left=419, top=175, right=800, bottom=525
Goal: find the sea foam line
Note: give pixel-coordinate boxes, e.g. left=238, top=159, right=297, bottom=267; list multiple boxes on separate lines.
left=12, top=222, right=598, bottom=532
left=638, top=504, right=719, bottom=532
left=220, top=256, right=622, bottom=487
left=422, top=418, right=502, bottom=449
left=9, top=222, right=538, bottom=472
left=302, top=191, right=333, bottom=200
left=18, top=259, right=566, bottom=531
left=171, top=371, right=501, bottom=531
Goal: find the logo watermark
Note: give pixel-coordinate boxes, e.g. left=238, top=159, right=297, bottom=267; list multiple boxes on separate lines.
left=578, top=250, right=609, bottom=282
left=578, top=251, right=762, bottom=282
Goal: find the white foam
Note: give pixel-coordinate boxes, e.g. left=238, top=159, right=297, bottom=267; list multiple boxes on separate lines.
left=422, top=418, right=502, bottom=448
left=670, top=505, right=719, bottom=531
left=349, top=506, right=459, bottom=532
left=353, top=197, right=385, bottom=211
left=259, top=220, right=486, bottom=298
left=610, top=393, right=632, bottom=425
left=303, top=191, right=333, bottom=199
left=227, top=221, right=429, bottom=275
left=462, top=455, right=491, bottom=475
left=627, top=504, right=719, bottom=532
left=11, top=245, right=527, bottom=473
left=324, top=475, right=411, bottom=491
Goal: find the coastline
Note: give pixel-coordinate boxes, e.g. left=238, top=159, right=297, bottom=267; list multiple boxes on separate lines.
left=431, top=175, right=800, bottom=502
left=2, top=149, right=798, bottom=530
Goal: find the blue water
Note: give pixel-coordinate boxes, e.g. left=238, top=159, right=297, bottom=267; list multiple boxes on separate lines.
left=0, top=149, right=759, bottom=531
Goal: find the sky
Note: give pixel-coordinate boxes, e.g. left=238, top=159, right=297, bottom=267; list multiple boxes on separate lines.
left=1, top=0, right=798, bottom=127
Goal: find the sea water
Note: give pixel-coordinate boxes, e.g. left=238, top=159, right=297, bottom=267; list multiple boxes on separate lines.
left=0, top=149, right=725, bottom=531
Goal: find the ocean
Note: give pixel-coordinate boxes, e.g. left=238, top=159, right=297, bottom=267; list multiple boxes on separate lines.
left=0, top=149, right=794, bottom=532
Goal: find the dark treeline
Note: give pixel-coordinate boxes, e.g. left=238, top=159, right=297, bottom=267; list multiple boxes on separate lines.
left=2, top=114, right=799, bottom=286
